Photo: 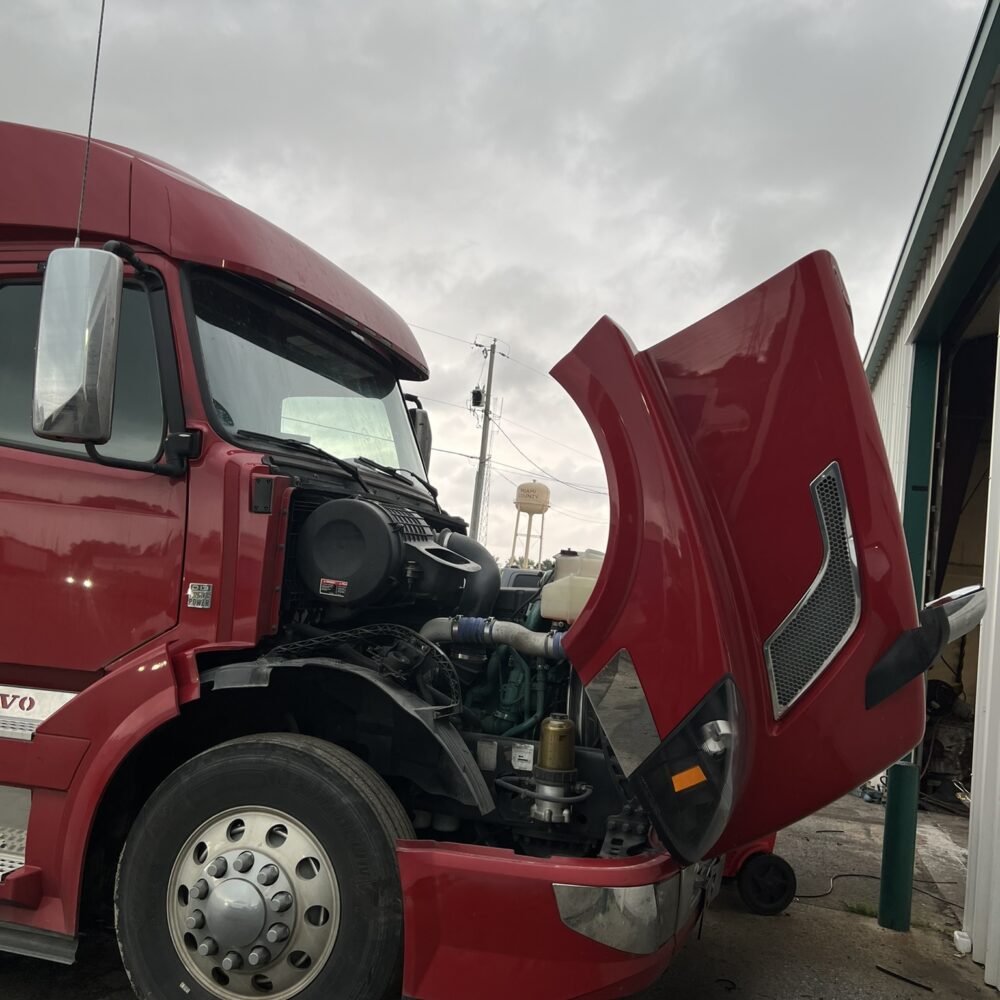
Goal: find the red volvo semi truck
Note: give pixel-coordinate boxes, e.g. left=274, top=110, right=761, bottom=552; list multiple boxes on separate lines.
left=0, top=120, right=986, bottom=1000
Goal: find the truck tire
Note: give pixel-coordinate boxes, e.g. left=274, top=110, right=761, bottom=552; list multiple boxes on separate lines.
left=736, top=851, right=797, bottom=916
left=115, top=734, right=414, bottom=1000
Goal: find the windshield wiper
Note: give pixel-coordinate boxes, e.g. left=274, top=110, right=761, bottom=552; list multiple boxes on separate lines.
left=236, top=430, right=371, bottom=492
left=354, top=456, right=439, bottom=500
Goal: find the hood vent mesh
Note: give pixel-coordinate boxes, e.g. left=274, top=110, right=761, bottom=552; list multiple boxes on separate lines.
left=763, top=462, right=861, bottom=718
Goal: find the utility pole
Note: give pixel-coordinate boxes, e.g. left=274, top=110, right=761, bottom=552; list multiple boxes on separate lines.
left=469, top=338, right=496, bottom=542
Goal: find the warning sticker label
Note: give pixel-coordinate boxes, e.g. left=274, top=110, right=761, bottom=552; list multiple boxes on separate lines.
left=319, top=578, right=349, bottom=598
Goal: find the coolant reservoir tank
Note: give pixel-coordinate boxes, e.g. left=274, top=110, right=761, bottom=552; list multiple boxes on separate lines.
left=540, top=549, right=605, bottom=623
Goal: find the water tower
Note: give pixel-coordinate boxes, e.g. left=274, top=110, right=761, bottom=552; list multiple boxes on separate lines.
left=510, top=481, right=551, bottom=567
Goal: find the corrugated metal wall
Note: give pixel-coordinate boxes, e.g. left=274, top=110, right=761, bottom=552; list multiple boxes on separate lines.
left=894, top=84, right=1000, bottom=346
left=869, top=77, right=1000, bottom=504
left=868, top=71, right=1000, bottom=380
left=871, top=339, right=914, bottom=505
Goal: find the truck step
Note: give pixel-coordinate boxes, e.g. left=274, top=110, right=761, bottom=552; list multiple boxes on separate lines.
left=0, top=685, right=77, bottom=742
left=0, top=824, right=27, bottom=880
left=0, top=717, right=39, bottom=740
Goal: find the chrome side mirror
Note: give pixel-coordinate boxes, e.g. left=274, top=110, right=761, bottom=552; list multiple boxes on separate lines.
left=866, top=583, right=988, bottom=709
left=33, top=247, right=123, bottom=443
left=926, top=585, right=987, bottom=645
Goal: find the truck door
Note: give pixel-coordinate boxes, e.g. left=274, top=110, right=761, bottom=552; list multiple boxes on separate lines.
left=0, top=263, right=185, bottom=675
left=553, top=251, right=927, bottom=863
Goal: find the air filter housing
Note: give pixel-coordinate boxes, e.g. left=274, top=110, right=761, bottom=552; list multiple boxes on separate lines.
left=296, top=497, right=480, bottom=611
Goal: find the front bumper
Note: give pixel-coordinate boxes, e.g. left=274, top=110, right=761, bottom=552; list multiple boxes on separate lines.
left=398, top=841, right=720, bottom=1000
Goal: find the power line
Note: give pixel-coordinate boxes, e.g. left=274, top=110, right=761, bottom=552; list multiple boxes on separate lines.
left=409, top=323, right=478, bottom=347
left=497, top=350, right=551, bottom=379
left=419, top=394, right=469, bottom=410
left=432, top=445, right=479, bottom=460
left=419, top=394, right=601, bottom=463
left=550, top=504, right=609, bottom=525
left=496, top=413, right=599, bottom=461
left=434, top=446, right=607, bottom=493
left=493, top=423, right=608, bottom=495
left=491, top=457, right=606, bottom=493
left=421, top=394, right=599, bottom=458
left=408, top=320, right=550, bottom=379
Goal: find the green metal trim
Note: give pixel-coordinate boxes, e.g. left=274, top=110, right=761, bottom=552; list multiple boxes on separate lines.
left=878, top=761, right=921, bottom=931
left=877, top=346, right=938, bottom=932
left=865, top=0, right=1000, bottom=379
left=901, top=342, right=939, bottom=604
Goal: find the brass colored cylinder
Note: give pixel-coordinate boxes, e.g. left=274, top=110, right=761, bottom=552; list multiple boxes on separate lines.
left=538, top=714, right=576, bottom=772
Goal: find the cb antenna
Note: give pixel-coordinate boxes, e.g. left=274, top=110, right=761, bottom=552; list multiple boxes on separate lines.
left=74, top=0, right=109, bottom=248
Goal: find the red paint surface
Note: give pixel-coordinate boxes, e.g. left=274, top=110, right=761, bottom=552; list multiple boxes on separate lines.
left=1, top=125, right=925, bottom=997
left=553, top=251, right=924, bottom=857
left=723, top=833, right=778, bottom=878
left=0, top=120, right=426, bottom=379
left=0, top=256, right=290, bottom=938
left=399, top=841, right=695, bottom=1000
left=0, top=443, right=186, bottom=672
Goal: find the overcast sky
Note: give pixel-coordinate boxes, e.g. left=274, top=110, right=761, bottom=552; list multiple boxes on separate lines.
left=1, top=0, right=986, bottom=560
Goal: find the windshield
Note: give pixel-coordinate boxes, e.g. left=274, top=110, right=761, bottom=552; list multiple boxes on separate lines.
left=189, top=270, right=426, bottom=483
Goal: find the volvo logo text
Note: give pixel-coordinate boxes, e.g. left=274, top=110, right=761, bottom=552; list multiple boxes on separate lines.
left=0, top=693, right=37, bottom=713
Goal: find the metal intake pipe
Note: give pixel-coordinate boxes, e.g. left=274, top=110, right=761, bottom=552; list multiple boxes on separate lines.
left=439, top=531, right=501, bottom=618
left=420, top=616, right=566, bottom=660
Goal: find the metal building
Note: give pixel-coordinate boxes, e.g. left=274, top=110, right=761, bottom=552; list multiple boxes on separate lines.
left=865, top=0, right=1000, bottom=985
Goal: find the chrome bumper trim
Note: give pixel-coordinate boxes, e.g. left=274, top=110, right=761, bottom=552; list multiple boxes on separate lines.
left=584, top=649, right=660, bottom=778
left=553, top=858, right=721, bottom=955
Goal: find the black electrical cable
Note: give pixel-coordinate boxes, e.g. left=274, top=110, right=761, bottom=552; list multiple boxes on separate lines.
left=494, top=775, right=594, bottom=804
left=795, top=872, right=963, bottom=909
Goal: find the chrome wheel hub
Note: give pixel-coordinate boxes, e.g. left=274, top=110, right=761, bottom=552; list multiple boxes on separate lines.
left=167, top=808, right=340, bottom=999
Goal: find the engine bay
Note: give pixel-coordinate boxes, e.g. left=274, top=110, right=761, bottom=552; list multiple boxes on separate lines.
left=257, top=488, right=649, bottom=860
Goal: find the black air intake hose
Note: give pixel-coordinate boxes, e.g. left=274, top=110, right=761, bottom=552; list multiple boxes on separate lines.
left=442, top=530, right=501, bottom=617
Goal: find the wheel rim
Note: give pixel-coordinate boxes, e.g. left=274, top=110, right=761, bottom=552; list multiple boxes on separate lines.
left=748, top=859, right=791, bottom=906
left=166, top=807, right=340, bottom=1000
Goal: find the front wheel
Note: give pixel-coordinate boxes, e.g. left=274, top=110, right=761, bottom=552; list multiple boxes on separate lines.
left=116, top=734, right=413, bottom=1000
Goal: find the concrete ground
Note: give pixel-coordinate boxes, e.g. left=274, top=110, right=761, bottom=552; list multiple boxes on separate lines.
left=0, top=796, right=990, bottom=998
left=643, top=795, right=986, bottom=999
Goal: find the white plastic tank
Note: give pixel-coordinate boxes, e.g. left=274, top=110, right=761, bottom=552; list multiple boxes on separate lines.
left=540, top=549, right=604, bottom=623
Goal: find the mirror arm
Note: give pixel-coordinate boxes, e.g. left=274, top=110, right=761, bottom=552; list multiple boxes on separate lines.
left=84, top=430, right=202, bottom=479
left=102, top=240, right=150, bottom=274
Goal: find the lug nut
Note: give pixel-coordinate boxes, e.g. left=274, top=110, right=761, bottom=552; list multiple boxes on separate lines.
left=197, top=937, right=218, bottom=957
left=247, top=946, right=271, bottom=968
left=185, top=910, right=206, bottom=930
left=271, top=891, right=293, bottom=913
left=233, top=851, right=255, bottom=873
left=266, top=923, right=290, bottom=944
left=190, top=879, right=210, bottom=900
left=257, top=864, right=279, bottom=886
left=221, top=951, right=243, bottom=972
left=206, top=857, right=228, bottom=878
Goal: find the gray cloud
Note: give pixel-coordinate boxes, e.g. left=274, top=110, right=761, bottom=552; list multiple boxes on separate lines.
left=1, top=0, right=983, bottom=556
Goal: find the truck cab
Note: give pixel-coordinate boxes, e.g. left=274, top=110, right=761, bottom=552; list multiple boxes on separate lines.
left=0, top=121, right=985, bottom=1000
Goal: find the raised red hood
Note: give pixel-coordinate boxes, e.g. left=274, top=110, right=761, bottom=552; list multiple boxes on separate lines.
left=552, top=251, right=924, bottom=860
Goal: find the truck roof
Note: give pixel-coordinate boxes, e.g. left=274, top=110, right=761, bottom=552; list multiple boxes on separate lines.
left=0, top=120, right=428, bottom=380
